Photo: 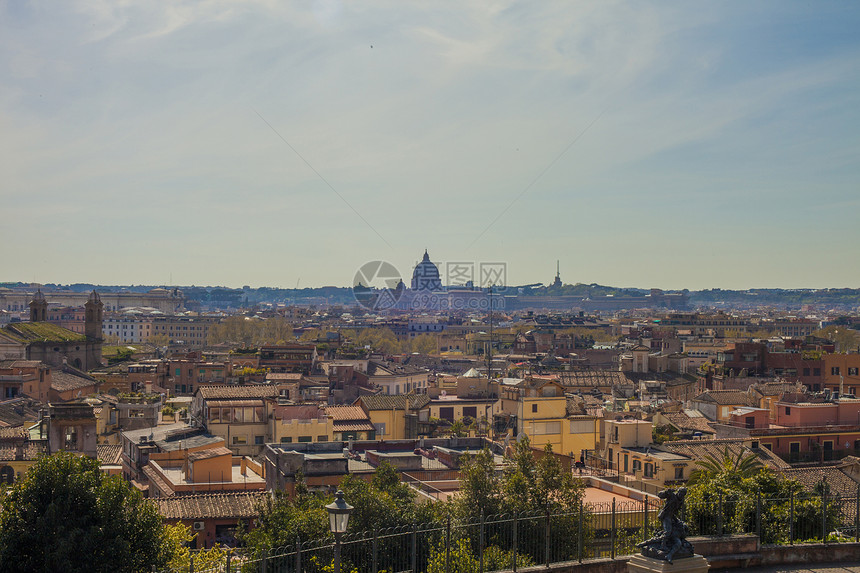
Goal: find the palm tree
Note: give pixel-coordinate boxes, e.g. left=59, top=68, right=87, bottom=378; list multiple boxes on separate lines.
left=688, top=446, right=762, bottom=485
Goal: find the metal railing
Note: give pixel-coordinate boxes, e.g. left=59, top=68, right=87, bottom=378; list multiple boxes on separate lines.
left=165, top=488, right=860, bottom=573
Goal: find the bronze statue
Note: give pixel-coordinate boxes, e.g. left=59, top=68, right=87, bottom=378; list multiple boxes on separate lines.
left=637, top=487, right=694, bottom=563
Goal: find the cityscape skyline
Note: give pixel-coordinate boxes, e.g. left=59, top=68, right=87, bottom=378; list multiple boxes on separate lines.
left=3, top=2, right=859, bottom=289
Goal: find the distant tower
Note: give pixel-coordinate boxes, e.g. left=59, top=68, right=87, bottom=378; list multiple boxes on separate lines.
left=84, top=290, right=104, bottom=340
left=29, top=290, right=48, bottom=322
left=551, top=260, right=562, bottom=288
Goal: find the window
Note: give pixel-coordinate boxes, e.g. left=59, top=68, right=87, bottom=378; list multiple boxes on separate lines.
left=675, top=467, right=684, bottom=480
left=254, top=435, right=264, bottom=445
left=439, top=407, right=455, bottom=422
left=850, top=367, right=859, bottom=376
left=64, top=428, right=77, bottom=451
left=814, top=368, right=821, bottom=376
left=298, top=436, right=312, bottom=443
left=785, top=406, right=791, bottom=416
left=763, top=443, right=773, bottom=451
left=644, top=463, right=653, bottom=478
left=374, top=423, right=386, bottom=436
left=532, top=421, right=561, bottom=435
left=832, top=367, right=841, bottom=376
left=232, top=436, right=247, bottom=445
left=532, top=404, right=538, bottom=413
left=751, top=441, right=759, bottom=449
left=317, top=435, right=328, bottom=442
left=789, top=442, right=800, bottom=461
left=463, top=406, right=477, bottom=419
left=280, top=437, right=292, bottom=443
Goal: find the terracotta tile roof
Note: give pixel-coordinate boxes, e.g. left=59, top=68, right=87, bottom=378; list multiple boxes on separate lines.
left=779, top=466, right=859, bottom=497
left=752, top=382, right=799, bottom=397
left=326, top=406, right=369, bottom=421
left=663, top=412, right=716, bottom=435
left=658, top=438, right=790, bottom=470
left=197, top=385, right=279, bottom=400
left=693, top=390, right=756, bottom=406
left=0, top=397, right=45, bottom=427
left=97, top=444, right=123, bottom=465
left=357, top=394, right=431, bottom=411
left=142, top=465, right=173, bottom=497
left=560, top=370, right=630, bottom=387
left=187, top=446, right=232, bottom=462
left=51, top=371, right=99, bottom=393
left=154, top=491, right=269, bottom=520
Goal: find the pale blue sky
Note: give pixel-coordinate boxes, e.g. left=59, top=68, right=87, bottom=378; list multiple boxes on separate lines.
left=2, top=1, right=859, bottom=290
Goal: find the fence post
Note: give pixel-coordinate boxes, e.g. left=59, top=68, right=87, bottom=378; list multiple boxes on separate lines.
left=643, top=498, right=649, bottom=544
left=822, top=487, right=828, bottom=543
left=261, top=549, right=268, bottom=573
left=717, top=491, right=723, bottom=537
left=189, top=555, right=194, bottom=573
left=296, top=538, right=302, bottom=573
left=372, top=530, right=378, bottom=573
left=611, top=498, right=616, bottom=560
left=578, top=501, right=584, bottom=563
left=545, top=506, right=551, bottom=566
left=479, top=510, right=485, bottom=573
left=856, top=484, right=859, bottom=543
left=446, top=514, right=451, bottom=573
left=512, top=511, right=519, bottom=573
left=225, top=551, right=231, bottom=573
left=756, top=489, right=762, bottom=541
left=789, top=491, right=794, bottom=545
left=412, top=522, right=418, bottom=573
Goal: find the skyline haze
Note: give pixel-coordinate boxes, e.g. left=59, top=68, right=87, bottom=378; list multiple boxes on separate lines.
left=2, top=2, right=859, bottom=290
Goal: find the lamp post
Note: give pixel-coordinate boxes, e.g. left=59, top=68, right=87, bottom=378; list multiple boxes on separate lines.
left=325, top=490, right=353, bottom=573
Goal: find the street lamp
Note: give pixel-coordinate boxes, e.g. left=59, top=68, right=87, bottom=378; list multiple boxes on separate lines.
left=325, top=490, right=353, bottom=572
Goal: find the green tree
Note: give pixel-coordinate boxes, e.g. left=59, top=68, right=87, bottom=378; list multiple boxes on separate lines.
left=243, top=489, right=329, bottom=551
left=164, top=524, right=230, bottom=572
left=0, top=452, right=170, bottom=573
left=688, top=446, right=762, bottom=486
left=814, top=325, right=860, bottom=353
left=410, top=334, right=438, bottom=355
left=456, top=448, right=503, bottom=520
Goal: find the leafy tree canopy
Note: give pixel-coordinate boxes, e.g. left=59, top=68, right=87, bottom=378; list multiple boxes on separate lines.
left=0, top=452, right=170, bottom=573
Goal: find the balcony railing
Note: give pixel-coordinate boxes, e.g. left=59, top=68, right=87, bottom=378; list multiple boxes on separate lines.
left=159, top=488, right=860, bottom=572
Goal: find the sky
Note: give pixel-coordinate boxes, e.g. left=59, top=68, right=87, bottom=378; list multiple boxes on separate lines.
left=2, top=1, right=859, bottom=291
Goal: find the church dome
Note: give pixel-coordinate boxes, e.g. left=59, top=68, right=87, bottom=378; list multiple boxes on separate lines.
left=411, top=250, right=443, bottom=291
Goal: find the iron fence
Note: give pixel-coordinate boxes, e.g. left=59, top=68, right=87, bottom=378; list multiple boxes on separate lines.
left=166, top=488, right=860, bottom=573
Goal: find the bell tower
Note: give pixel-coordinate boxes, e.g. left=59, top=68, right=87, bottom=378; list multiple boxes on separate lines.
left=84, top=290, right=103, bottom=340
left=29, top=290, right=48, bottom=322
